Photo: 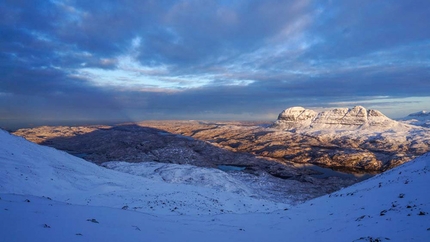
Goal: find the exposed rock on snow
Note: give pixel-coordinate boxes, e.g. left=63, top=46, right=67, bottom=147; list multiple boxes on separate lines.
left=135, top=117, right=430, bottom=172
left=399, top=110, right=430, bottom=128
left=265, top=106, right=430, bottom=170
left=272, top=106, right=400, bottom=131
left=273, top=107, right=318, bottom=130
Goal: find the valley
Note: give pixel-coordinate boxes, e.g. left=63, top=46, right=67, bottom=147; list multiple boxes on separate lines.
left=12, top=106, right=430, bottom=203
left=1, top=126, right=429, bottom=241
left=4, top=1, right=429, bottom=240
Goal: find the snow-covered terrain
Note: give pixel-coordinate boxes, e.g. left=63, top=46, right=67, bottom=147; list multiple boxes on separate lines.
left=272, top=106, right=409, bottom=132
left=101, top=161, right=253, bottom=196
left=266, top=106, right=430, bottom=170
left=1, top=129, right=430, bottom=241
left=399, top=110, right=430, bottom=128
left=101, top=161, right=343, bottom=203
left=0, top=129, right=286, bottom=215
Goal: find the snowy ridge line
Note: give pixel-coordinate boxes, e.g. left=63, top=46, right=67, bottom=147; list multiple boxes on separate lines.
left=272, top=105, right=409, bottom=131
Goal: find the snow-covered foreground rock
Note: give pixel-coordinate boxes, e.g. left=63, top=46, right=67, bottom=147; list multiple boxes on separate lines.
left=1, top=129, right=430, bottom=241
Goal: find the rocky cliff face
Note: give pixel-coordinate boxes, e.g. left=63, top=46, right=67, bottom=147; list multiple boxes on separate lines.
left=273, top=107, right=317, bottom=130
left=272, top=106, right=399, bottom=131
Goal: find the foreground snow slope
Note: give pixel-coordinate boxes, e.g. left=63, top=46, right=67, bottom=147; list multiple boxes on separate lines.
left=0, top=129, right=286, bottom=215
left=1, top=129, right=429, bottom=241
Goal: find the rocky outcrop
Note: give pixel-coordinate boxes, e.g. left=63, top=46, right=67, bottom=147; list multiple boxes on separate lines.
left=272, top=106, right=399, bottom=131
left=272, top=107, right=317, bottom=130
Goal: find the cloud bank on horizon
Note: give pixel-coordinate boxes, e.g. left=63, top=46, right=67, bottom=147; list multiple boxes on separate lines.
left=1, top=0, right=429, bottom=129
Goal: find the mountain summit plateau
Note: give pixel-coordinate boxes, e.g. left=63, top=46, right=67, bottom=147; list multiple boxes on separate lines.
left=272, top=106, right=401, bottom=131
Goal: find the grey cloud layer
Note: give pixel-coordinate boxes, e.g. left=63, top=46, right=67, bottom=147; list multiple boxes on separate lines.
left=1, top=0, right=429, bottom=129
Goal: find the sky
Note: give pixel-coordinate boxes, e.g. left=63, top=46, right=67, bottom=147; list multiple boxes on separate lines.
left=1, top=0, right=429, bottom=130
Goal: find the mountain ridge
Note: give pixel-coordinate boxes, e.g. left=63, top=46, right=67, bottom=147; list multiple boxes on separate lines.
left=400, top=110, right=430, bottom=128
left=272, top=106, right=404, bottom=131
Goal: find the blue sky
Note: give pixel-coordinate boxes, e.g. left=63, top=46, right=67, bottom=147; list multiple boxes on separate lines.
left=1, top=0, right=429, bottom=129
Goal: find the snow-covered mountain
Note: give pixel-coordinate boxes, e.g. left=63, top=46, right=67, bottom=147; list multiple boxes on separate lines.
left=267, top=106, right=430, bottom=171
left=272, top=106, right=404, bottom=131
left=399, top=110, right=430, bottom=128
left=1, top=128, right=429, bottom=241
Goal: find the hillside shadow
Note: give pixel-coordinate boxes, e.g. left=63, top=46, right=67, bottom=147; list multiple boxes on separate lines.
left=39, top=124, right=306, bottom=180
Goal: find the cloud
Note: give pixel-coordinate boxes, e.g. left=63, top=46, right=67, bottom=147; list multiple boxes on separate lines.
left=306, top=0, right=430, bottom=58
left=0, top=0, right=429, bottom=129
